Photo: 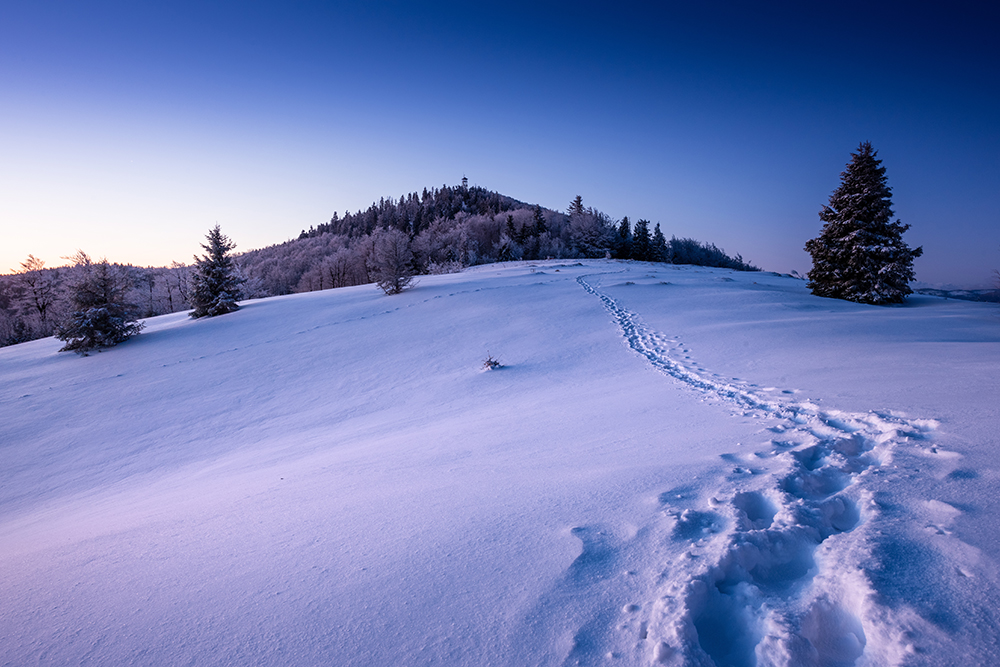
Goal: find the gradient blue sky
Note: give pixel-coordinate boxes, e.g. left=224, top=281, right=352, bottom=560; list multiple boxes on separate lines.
left=2, top=1, right=997, bottom=286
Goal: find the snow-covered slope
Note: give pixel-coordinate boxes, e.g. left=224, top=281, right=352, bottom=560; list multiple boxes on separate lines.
left=2, top=260, right=998, bottom=666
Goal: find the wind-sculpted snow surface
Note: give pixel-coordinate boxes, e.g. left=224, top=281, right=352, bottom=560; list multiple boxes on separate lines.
left=1, top=261, right=998, bottom=667
left=574, top=273, right=990, bottom=666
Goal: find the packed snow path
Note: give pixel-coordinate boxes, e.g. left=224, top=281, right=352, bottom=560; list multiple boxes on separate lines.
left=569, top=272, right=994, bottom=666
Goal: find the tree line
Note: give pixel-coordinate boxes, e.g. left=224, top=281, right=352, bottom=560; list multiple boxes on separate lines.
left=0, top=255, right=194, bottom=348
left=0, top=227, right=247, bottom=353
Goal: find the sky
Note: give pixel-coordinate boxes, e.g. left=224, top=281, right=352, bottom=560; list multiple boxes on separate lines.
left=1, top=0, right=997, bottom=286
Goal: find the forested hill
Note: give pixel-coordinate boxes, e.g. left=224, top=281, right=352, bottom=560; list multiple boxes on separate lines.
left=236, top=182, right=759, bottom=296
left=2, top=181, right=760, bottom=347
left=298, top=184, right=528, bottom=239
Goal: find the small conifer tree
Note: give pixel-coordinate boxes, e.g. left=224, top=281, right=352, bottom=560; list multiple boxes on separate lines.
left=805, top=142, right=922, bottom=304
left=57, top=252, right=143, bottom=354
left=190, top=225, right=245, bottom=318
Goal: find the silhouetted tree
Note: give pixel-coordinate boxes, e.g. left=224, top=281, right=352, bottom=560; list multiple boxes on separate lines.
left=614, top=216, right=632, bottom=259
left=669, top=237, right=759, bottom=271
left=632, top=219, right=651, bottom=261
left=805, top=142, right=922, bottom=304
left=651, top=223, right=669, bottom=263
left=532, top=205, right=547, bottom=237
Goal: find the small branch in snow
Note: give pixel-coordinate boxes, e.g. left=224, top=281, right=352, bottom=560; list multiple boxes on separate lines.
left=482, top=352, right=503, bottom=370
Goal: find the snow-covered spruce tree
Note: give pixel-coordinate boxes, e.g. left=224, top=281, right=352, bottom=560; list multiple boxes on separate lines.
left=57, top=252, right=143, bottom=354
left=805, top=142, right=922, bottom=305
left=368, top=227, right=415, bottom=295
left=190, top=225, right=245, bottom=318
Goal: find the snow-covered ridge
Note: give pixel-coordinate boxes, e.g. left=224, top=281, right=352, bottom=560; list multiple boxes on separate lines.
left=1, top=260, right=998, bottom=666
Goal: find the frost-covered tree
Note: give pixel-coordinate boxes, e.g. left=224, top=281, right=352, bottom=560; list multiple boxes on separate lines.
left=496, top=232, right=522, bottom=262
left=0, top=309, right=31, bottom=347
left=155, top=263, right=189, bottom=313
left=190, top=225, right=245, bottom=318
left=0, top=274, right=32, bottom=346
left=132, top=270, right=158, bottom=318
left=57, top=252, right=143, bottom=354
left=13, top=255, right=61, bottom=336
left=369, top=227, right=415, bottom=295
left=566, top=208, right=614, bottom=258
left=805, top=142, right=922, bottom=305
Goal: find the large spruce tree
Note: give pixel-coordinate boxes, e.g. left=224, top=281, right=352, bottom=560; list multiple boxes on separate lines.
left=190, top=225, right=245, bottom=318
left=805, top=142, right=922, bottom=305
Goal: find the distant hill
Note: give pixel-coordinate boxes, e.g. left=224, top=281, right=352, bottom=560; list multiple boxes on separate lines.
left=298, top=183, right=529, bottom=240
left=915, top=288, right=1000, bottom=303
left=236, top=181, right=759, bottom=297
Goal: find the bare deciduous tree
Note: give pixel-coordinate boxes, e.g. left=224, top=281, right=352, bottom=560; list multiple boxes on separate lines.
left=14, top=255, right=61, bottom=336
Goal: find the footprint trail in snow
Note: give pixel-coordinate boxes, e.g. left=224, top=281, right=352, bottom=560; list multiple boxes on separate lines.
left=565, top=273, right=964, bottom=666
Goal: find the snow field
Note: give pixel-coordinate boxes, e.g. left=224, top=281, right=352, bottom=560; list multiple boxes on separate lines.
left=2, top=260, right=999, bottom=666
left=573, top=268, right=1000, bottom=665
